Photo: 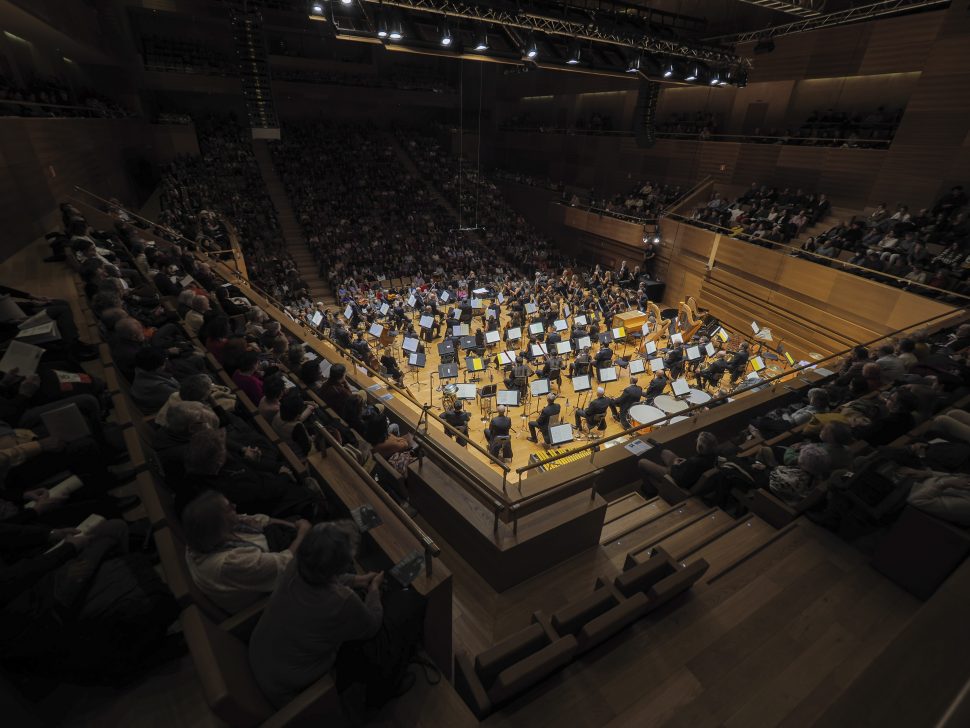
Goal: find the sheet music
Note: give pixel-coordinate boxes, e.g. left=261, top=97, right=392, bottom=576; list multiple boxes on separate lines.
left=0, top=340, right=44, bottom=375
left=649, top=357, right=664, bottom=373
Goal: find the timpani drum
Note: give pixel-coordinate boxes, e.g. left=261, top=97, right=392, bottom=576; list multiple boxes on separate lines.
left=654, top=395, right=689, bottom=414
left=628, top=404, right=665, bottom=428
left=686, top=388, right=712, bottom=405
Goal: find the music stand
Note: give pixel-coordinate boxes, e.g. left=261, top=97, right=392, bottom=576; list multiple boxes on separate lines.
left=598, top=332, right=613, bottom=345
left=530, top=343, right=548, bottom=359
left=572, top=374, right=591, bottom=409
left=485, top=330, right=500, bottom=346
left=310, top=311, right=323, bottom=327
left=577, top=335, right=591, bottom=350
left=438, top=362, right=459, bottom=380
left=549, top=424, right=574, bottom=446
left=455, top=383, right=477, bottom=400
left=556, top=341, right=572, bottom=355
left=575, top=315, right=588, bottom=326
left=497, top=389, right=520, bottom=407
left=671, top=377, right=690, bottom=397
left=705, top=342, right=716, bottom=357
left=460, top=335, right=477, bottom=351
left=437, top=340, right=455, bottom=357
left=529, top=322, right=544, bottom=336
left=670, top=333, right=684, bottom=345
left=379, top=303, right=390, bottom=316
left=368, top=323, right=383, bottom=339
left=554, top=319, right=568, bottom=332
left=506, top=327, right=522, bottom=342
left=629, top=358, right=646, bottom=375
left=464, top=355, right=486, bottom=383
left=649, top=357, right=665, bottom=373
left=686, top=346, right=701, bottom=361
left=525, top=302, right=537, bottom=315
left=403, top=337, right=419, bottom=354
left=419, top=315, right=434, bottom=330
left=598, top=366, right=618, bottom=383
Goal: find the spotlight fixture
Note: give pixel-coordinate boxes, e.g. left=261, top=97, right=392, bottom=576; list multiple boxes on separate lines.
left=686, top=66, right=698, bottom=81
left=710, top=74, right=719, bottom=85
left=340, top=0, right=352, bottom=5
left=627, top=55, right=641, bottom=73
left=525, top=36, right=538, bottom=59
left=441, top=24, right=452, bottom=47
left=389, top=21, right=402, bottom=40
left=663, top=64, right=674, bottom=78
left=309, top=2, right=325, bottom=20
left=376, top=11, right=388, bottom=37
left=566, top=40, right=581, bottom=65
left=474, top=31, right=488, bottom=51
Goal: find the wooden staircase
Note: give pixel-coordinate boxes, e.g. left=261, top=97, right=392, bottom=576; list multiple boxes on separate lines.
left=792, top=205, right=859, bottom=247
left=602, top=489, right=794, bottom=585
left=251, top=139, right=334, bottom=306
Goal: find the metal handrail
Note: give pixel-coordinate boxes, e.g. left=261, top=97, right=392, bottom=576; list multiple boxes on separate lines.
left=314, top=425, right=440, bottom=577
left=514, top=306, right=966, bottom=479
left=559, top=201, right=659, bottom=225
left=661, top=175, right=714, bottom=216
left=0, top=98, right=131, bottom=118
left=499, top=126, right=894, bottom=147
left=654, top=131, right=893, bottom=147
left=664, top=210, right=970, bottom=303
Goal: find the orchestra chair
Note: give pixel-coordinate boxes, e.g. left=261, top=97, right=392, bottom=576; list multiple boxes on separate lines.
left=542, top=413, right=561, bottom=448
left=478, top=384, right=497, bottom=419
left=490, top=434, right=513, bottom=463
left=577, top=412, right=606, bottom=441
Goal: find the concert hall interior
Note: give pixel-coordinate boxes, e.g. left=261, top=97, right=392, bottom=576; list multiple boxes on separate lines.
left=2, top=0, right=970, bottom=726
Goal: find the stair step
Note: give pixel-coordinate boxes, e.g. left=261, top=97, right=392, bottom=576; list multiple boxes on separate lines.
left=650, top=509, right=745, bottom=562
left=688, top=516, right=789, bottom=581
left=603, top=498, right=704, bottom=558
left=601, top=497, right=671, bottom=545
left=604, top=492, right=650, bottom=524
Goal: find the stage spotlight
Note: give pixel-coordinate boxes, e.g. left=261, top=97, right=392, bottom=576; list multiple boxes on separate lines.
left=686, top=66, right=698, bottom=81
left=566, top=40, right=581, bottom=65
left=377, top=12, right=388, bottom=37
left=474, top=31, right=489, bottom=51
left=710, top=74, right=719, bottom=85
left=389, top=21, right=403, bottom=40
left=526, top=36, right=538, bottom=59
left=309, top=2, right=325, bottom=19
left=340, top=0, right=352, bottom=5
left=441, top=25, right=452, bottom=47
left=663, top=64, right=674, bottom=78
left=627, top=55, right=641, bottom=73
left=653, top=235, right=661, bottom=243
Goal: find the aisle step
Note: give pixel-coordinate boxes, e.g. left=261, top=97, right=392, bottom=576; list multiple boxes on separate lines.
left=603, top=498, right=705, bottom=560
left=688, top=517, right=795, bottom=582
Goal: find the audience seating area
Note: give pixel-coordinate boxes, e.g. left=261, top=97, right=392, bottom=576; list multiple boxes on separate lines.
left=140, top=35, right=235, bottom=76
left=0, top=73, right=129, bottom=118
left=798, top=187, right=970, bottom=295
left=21, top=198, right=456, bottom=723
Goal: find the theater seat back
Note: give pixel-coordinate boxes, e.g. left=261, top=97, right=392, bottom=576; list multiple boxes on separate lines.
left=181, top=605, right=273, bottom=728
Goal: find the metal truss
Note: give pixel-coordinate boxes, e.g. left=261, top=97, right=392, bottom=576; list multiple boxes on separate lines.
left=708, top=0, right=950, bottom=44
left=357, top=0, right=750, bottom=66
left=731, top=0, right=823, bottom=18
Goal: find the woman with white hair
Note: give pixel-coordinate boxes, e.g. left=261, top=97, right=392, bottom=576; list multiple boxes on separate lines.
left=182, top=489, right=310, bottom=613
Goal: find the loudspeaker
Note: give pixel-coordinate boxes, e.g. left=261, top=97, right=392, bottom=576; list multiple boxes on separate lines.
left=633, top=80, right=660, bottom=149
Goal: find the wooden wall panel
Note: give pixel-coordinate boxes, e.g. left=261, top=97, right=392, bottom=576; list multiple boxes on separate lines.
left=0, top=118, right=168, bottom=260
left=858, top=13, right=943, bottom=75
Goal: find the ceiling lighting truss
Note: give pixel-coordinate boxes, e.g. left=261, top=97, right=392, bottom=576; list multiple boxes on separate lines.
left=709, top=0, right=950, bottom=44
left=353, top=0, right=749, bottom=67
left=731, top=0, right=823, bottom=18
